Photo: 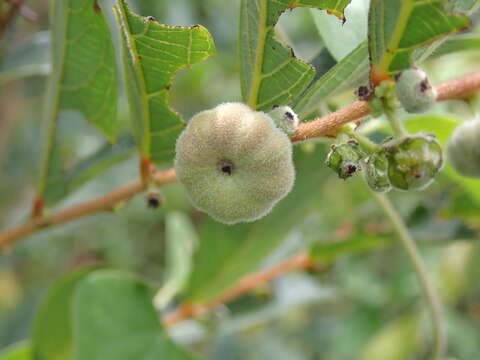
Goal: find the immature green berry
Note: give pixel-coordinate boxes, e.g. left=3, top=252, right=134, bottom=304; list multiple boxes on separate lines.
left=365, top=151, right=391, bottom=193
left=395, top=68, right=437, bottom=113
left=326, top=140, right=364, bottom=180
left=366, top=81, right=399, bottom=117
left=447, top=118, right=480, bottom=178
left=383, top=133, right=443, bottom=190
left=268, top=105, right=299, bottom=135
left=175, top=102, right=295, bottom=224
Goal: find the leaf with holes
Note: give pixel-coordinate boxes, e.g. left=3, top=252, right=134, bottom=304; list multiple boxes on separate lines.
left=239, top=0, right=351, bottom=111
left=37, top=0, right=118, bottom=205
left=114, top=0, right=216, bottom=163
left=368, top=0, right=470, bottom=83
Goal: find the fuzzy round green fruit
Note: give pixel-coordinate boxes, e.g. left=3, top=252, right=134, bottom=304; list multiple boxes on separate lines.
left=395, top=68, right=437, bottom=113
left=175, top=102, right=295, bottom=224
left=447, top=118, right=480, bottom=178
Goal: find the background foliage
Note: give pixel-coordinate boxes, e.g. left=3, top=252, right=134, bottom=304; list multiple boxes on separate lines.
left=0, top=0, right=479, bottom=359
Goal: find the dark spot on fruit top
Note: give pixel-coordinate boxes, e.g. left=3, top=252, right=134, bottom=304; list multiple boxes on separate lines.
left=146, top=193, right=163, bottom=209
left=346, top=164, right=357, bottom=174
left=148, top=197, right=160, bottom=208
left=218, top=159, right=234, bottom=176
left=419, top=79, right=430, bottom=93
left=284, top=111, right=294, bottom=120
left=356, top=85, right=372, bottom=100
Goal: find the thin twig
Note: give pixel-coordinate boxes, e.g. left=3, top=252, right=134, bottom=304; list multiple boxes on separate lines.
left=0, top=168, right=176, bottom=251
left=373, top=192, right=445, bottom=360
left=1, top=72, right=480, bottom=249
left=163, top=252, right=314, bottom=326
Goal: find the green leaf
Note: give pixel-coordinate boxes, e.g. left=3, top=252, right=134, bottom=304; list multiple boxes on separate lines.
left=183, top=145, right=328, bottom=303
left=368, top=0, right=470, bottom=80
left=359, top=313, right=420, bottom=360
left=73, top=270, right=196, bottom=360
left=239, top=0, right=351, bottom=111
left=38, top=0, right=118, bottom=200
left=113, top=0, right=215, bottom=163
left=430, top=33, right=480, bottom=58
left=294, top=40, right=369, bottom=119
left=0, top=342, right=30, bottom=360
left=31, top=267, right=96, bottom=360
left=310, top=0, right=368, bottom=61
left=310, top=235, right=389, bottom=262
left=44, top=134, right=135, bottom=205
left=0, top=31, right=50, bottom=85
left=154, top=212, right=197, bottom=309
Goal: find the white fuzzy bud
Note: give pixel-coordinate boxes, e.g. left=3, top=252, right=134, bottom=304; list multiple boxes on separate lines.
left=175, top=102, right=295, bottom=224
left=268, top=106, right=299, bottom=135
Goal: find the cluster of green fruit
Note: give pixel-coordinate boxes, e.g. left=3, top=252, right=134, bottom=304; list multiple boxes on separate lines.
left=173, top=67, right=479, bottom=224
left=326, top=133, right=443, bottom=192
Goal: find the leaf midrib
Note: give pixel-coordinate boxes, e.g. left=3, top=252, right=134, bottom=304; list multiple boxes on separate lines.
left=246, top=0, right=268, bottom=109
left=38, top=0, right=70, bottom=195
left=116, top=2, right=151, bottom=156
left=376, top=0, right=414, bottom=72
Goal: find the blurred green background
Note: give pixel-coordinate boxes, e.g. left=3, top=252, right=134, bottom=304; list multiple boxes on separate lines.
left=0, top=0, right=479, bottom=359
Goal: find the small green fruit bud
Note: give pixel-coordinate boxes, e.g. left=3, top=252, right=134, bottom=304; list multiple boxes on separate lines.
left=395, top=68, right=437, bottom=113
left=367, top=81, right=399, bottom=117
left=326, top=141, right=364, bottom=180
left=447, top=118, right=480, bottom=178
left=175, top=102, right=295, bottom=224
left=384, top=133, right=443, bottom=190
left=365, top=151, right=391, bottom=193
left=268, top=105, right=299, bottom=135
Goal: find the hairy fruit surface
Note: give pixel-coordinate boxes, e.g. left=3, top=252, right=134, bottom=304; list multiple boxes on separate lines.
left=175, top=103, right=295, bottom=224
left=447, top=118, right=480, bottom=178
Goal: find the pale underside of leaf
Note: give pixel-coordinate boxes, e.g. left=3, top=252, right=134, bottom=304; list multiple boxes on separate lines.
left=38, top=0, right=118, bottom=203
left=114, top=0, right=215, bottom=163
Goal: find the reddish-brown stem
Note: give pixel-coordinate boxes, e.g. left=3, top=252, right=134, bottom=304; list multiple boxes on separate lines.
left=31, top=196, right=44, bottom=219
left=0, top=72, right=479, bottom=250
left=0, top=168, right=176, bottom=251
left=163, top=252, right=314, bottom=326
